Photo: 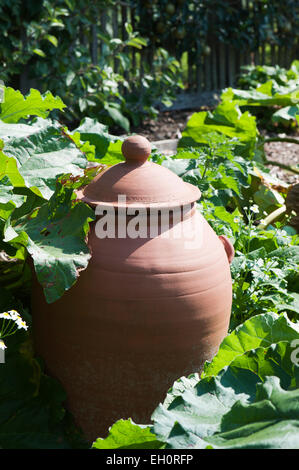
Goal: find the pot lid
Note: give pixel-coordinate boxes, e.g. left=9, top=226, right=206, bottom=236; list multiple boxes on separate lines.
left=77, top=135, right=201, bottom=209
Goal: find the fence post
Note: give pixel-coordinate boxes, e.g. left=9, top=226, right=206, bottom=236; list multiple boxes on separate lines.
left=91, top=23, right=98, bottom=65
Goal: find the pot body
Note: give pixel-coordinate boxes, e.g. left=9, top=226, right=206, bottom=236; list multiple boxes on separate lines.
left=31, top=209, right=232, bottom=442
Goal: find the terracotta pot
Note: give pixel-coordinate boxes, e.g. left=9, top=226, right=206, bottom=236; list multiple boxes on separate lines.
left=31, top=136, right=234, bottom=442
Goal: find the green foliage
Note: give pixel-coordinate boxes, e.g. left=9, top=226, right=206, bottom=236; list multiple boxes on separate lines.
left=153, top=370, right=299, bottom=449
left=231, top=235, right=299, bottom=327
left=179, top=101, right=258, bottom=159
left=202, top=312, right=299, bottom=378
left=150, top=316, right=299, bottom=449
left=4, top=179, right=95, bottom=304
left=0, top=120, right=88, bottom=199
left=0, top=87, right=65, bottom=123
left=0, top=85, right=111, bottom=304
left=223, top=81, right=299, bottom=110
left=162, top=134, right=251, bottom=206
left=0, top=84, right=131, bottom=306
left=92, top=419, right=163, bottom=449
left=125, top=48, right=184, bottom=125
left=238, top=62, right=299, bottom=89
left=235, top=60, right=299, bottom=129
left=0, top=0, right=182, bottom=130
left=51, top=21, right=149, bottom=130
left=179, top=61, right=299, bottom=160
left=71, top=117, right=124, bottom=164
left=198, top=199, right=299, bottom=327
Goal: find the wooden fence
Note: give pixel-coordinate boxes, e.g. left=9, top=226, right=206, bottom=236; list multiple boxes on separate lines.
left=95, top=1, right=299, bottom=94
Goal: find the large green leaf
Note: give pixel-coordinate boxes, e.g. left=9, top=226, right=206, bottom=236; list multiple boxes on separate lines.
left=0, top=176, right=26, bottom=223
left=152, top=342, right=299, bottom=449
left=0, top=175, right=25, bottom=208
left=205, top=376, right=299, bottom=449
left=153, top=361, right=259, bottom=448
left=104, top=103, right=130, bottom=133
left=73, top=117, right=116, bottom=159
left=0, top=138, right=24, bottom=186
left=223, top=83, right=299, bottom=126
left=99, top=140, right=125, bottom=166
left=272, top=105, right=299, bottom=123
left=4, top=181, right=95, bottom=303
left=229, top=342, right=299, bottom=388
left=161, top=157, right=197, bottom=176
left=92, top=419, right=163, bottom=449
left=163, top=373, right=200, bottom=407
left=0, top=87, right=65, bottom=123
left=1, top=123, right=88, bottom=199
left=0, top=119, right=50, bottom=140
left=223, top=82, right=299, bottom=108
left=203, top=312, right=299, bottom=378
left=72, top=117, right=122, bottom=164
left=179, top=101, right=257, bottom=158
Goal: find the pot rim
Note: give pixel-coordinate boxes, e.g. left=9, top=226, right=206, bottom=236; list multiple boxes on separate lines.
left=76, top=182, right=201, bottom=210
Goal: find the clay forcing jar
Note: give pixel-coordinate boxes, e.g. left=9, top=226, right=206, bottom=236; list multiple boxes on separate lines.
left=31, top=135, right=234, bottom=442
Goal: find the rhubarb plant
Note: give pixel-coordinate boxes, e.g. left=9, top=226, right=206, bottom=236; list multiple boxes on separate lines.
left=0, top=86, right=120, bottom=304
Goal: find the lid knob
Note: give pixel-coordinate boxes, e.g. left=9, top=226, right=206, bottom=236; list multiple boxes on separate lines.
left=121, top=135, right=151, bottom=164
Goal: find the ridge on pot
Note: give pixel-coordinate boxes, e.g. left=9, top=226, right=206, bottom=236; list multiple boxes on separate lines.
left=31, top=135, right=234, bottom=442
